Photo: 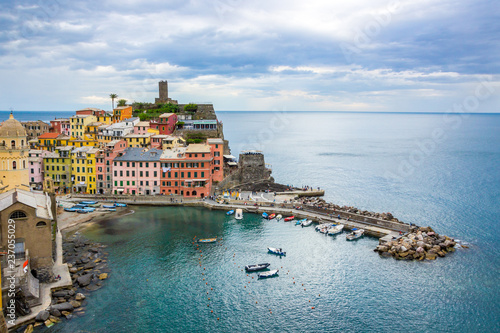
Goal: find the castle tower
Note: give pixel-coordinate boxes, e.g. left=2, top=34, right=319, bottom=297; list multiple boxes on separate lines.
left=0, top=112, right=30, bottom=193
left=159, top=80, right=168, bottom=101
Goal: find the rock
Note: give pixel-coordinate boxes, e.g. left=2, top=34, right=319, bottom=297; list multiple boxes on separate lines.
left=68, top=289, right=76, bottom=296
left=437, top=251, right=446, bottom=257
left=86, top=284, right=102, bottom=291
left=94, top=258, right=102, bottom=263
left=65, top=314, right=73, bottom=320
left=24, top=324, right=34, bottom=333
left=35, top=310, right=50, bottom=322
left=399, top=252, right=409, bottom=258
left=83, top=261, right=96, bottom=270
left=425, top=252, right=437, bottom=260
left=80, top=258, right=90, bottom=264
left=416, top=241, right=425, bottom=248
left=376, top=245, right=389, bottom=252
left=70, top=300, right=81, bottom=308
left=49, top=315, right=61, bottom=323
left=400, top=246, right=408, bottom=253
left=99, top=273, right=108, bottom=280
left=52, top=291, right=68, bottom=298
left=49, top=308, right=61, bottom=317
left=61, top=311, right=71, bottom=316
left=50, top=302, right=74, bottom=312
left=69, top=267, right=78, bottom=273
left=416, top=246, right=424, bottom=253
left=44, top=319, right=54, bottom=328
left=77, top=274, right=93, bottom=287
left=75, top=293, right=86, bottom=301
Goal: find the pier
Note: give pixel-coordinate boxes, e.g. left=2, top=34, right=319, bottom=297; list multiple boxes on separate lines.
left=65, top=194, right=408, bottom=238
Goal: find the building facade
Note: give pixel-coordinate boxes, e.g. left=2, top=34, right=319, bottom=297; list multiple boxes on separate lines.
left=112, top=106, right=133, bottom=123
left=71, top=147, right=98, bottom=194
left=43, top=146, right=73, bottom=194
left=22, top=121, right=50, bottom=140
left=96, top=140, right=127, bottom=194
left=49, top=119, right=70, bottom=136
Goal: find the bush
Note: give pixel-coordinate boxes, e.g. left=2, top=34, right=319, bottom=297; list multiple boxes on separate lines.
left=184, top=103, right=198, bottom=112
left=186, top=139, right=203, bottom=144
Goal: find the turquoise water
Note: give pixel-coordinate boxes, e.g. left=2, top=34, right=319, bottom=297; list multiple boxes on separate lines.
left=44, top=112, right=498, bottom=332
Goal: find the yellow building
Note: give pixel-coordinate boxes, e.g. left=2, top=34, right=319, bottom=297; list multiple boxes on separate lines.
left=68, top=138, right=99, bottom=148
left=96, top=114, right=113, bottom=125
left=85, top=122, right=105, bottom=140
left=37, top=132, right=61, bottom=151
left=0, top=113, right=30, bottom=193
left=70, top=114, right=97, bottom=139
left=123, top=133, right=153, bottom=148
left=71, top=147, right=98, bottom=194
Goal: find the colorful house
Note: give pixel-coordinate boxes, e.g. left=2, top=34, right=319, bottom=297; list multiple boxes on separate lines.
left=70, top=114, right=97, bottom=139
left=159, top=144, right=213, bottom=198
left=76, top=107, right=107, bottom=117
left=157, top=113, right=178, bottom=135
left=112, top=106, right=133, bottom=123
left=112, top=148, right=162, bottom=195
left=124, top=133, right=153, bottom=148
left=150, top=135, right=185, bottom=149
left=96, top=140, right=127, bottom=194
left=207, top=138, right=224, bottom=182
left=37, top=132, right=61, bottom=151
left=71, top=147, right=98, bottom=194
left=134, top=121, right=151, bottom=135
left=28, top=149, right=49, bottom=190
left=43, top=146, right=73, bottom=194
left=49, top=118, right=70, bottom=135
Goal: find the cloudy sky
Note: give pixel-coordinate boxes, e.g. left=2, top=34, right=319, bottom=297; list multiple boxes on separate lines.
left=0, top=0, right=499, bottom=112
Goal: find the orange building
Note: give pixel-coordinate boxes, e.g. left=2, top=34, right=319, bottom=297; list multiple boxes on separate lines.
left=112, top=106, right=133, bottom=123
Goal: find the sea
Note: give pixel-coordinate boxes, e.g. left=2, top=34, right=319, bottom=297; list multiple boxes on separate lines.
left=4, top=111, right=498, bottom=332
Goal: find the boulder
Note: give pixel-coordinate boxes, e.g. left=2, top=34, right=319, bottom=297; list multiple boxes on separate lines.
left=83, top=261, right=96, bottom=270
left=50, top=302, right=74, bottom=312
left=49, top=315, right=61, bottom=323
left=44, top=319, right=53, bottom=328
left=49, top=308, right=61, bottom=317
left=69, top=267, right=78, bottom=273
left=416, top=246, right=424, bottom=253
left=99, top=273, right=108, bottom=280
left=400, top=246, right=408, bottom=253
left=52, top=291, right=68, bottom=298
left=425, top=252, right=437, bottom=260
left=75, top=293, right=86, bottom=301
left=437, top=251, right=446, bottom=257
left=35, top=310, right=50, bottom=322
left=68, top=289, right=76, bottom=296
left=77, top=274, right=93, bottom=287
left=70, top=300, right=81, bottom=308
left=24, top=324, right=34, bottom=333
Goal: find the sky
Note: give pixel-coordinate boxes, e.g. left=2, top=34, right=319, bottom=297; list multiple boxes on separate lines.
left=0, top=0, right=499, bottom=112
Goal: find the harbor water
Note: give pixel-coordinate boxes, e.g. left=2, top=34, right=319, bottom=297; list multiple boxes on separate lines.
left=28, top=111, right=499, bottom=332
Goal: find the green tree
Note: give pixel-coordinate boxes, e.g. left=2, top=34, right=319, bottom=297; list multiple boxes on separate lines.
left=117, top=99, right=127, bottom=107
left=184, top=103, right=198, bottom=112
left=110, top=93, right=118, bottom=110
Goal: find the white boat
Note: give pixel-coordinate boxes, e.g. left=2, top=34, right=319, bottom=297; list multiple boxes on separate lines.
left=346, top=228, right=364, bottom=241
left=268, top=247, right=286, bottom=256
left=301, top=220, right=313, bottom=227
left=327, top=224, right=344, bottom=235
left=319, top=224, right=332, bottom=234
left=276, top=214, right=282, bottom=221
left=235, top=209, right=243, bottom=220
left=258, top=269, right=279, bottom=279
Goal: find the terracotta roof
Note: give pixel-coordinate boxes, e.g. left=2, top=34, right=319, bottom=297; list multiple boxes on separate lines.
left=38, top=133, right=60, bottom=139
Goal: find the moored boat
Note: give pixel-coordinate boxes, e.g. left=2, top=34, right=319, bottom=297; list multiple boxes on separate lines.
left=262, top=212, right=269, bottom=219
left=284, top=216, right=294, bottom=222
left=80, top=201, right=97, bottom=205
left=198, top=238, right=217, bottom=243
left=346, top=228, right=364, bottom=241
left=104, top=208, right=117, bottom=212
left=258, top=269, right=279, bottom=279
left=227, top=210, right=235, bottom=215
left=64, top=207, right=78, bottom=212
left=103, top=204, right=116, bottom=208
left=276, top=214, right=282, bottom=221
left=114, top=203, right=127, bottom=207
left=268, top=247, right=286, bottom=256
left=301, top=220, right=313, bottom=227
left=296, top=218, right=306, bottom=226
left=245, top=263, right=270, bottom=272
left=328, top=224, right=344, bottom=235
left=235, top=209, right=243, bottom=220
left=268, top=213, right=276, bottom=220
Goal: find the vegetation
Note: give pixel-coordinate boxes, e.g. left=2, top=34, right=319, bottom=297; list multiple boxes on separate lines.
left=133, top=103, right=180, bottom=121
left=110, top=93, right=118, bottom=110
left=184, top=103, right=198, bottom=112
left=117, top=99, right=127, bottom=107
left=186, top=138, right=203, bottom=144
left=176, top=121, right=185, bottom=129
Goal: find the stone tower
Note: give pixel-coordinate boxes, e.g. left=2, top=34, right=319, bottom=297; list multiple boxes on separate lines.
left=155, top=80, right=168, bottom=104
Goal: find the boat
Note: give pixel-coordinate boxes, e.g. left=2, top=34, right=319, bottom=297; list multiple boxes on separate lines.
left=301, top=220, right=313, bottom=227
left=315, top=223, right=330, bottom=231
left=235, top=209, right=243, bottom=220
left=89, top=203, right=101, bottom=207
left=64, top=207, right=78, bottom=212
left=268, top=247, right=286, bottom=256
left=114, top=203, right=127, bottom=207
left=77, top=209, right=89, bottom=214
left=262, top=212, right=269, bottom=219
left=245, top=263, right=270, bottom=272
left=276, top=214, right=282, bottom=221
left=346, top=228, right=364, bottom=241
left=227, top=210, right=235, bottom=215
left=103, top=204, right=116, bottom=208
left=319, top=224, right=333, bottom=234
left=327, top=224, right=344, bottom=235
left=268, top=213, right=276, bottom=220
left=104, top=208, right=117, bottom=212
left=73, top=204, right=88, bottom=208
left=284, top=216, right=294, bottom=222
left=258, top=269, right=279, bottom=279
left=198, top=238, right=217, bottom=243
left=80, top=201, right=97, bottom=205
left=295, top=218, right=305, bottom=225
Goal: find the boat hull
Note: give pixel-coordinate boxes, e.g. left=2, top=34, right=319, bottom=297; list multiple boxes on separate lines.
left=258, top=269, right=279, bottom=279
left=198, top=238, right=217, bottom=243
left=267, top=247, right=286, bottom=256
left=245, top=263, right=270, bottom=272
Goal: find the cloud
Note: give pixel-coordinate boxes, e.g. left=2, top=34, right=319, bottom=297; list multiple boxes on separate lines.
left=0, top=0, right=498, bottom=112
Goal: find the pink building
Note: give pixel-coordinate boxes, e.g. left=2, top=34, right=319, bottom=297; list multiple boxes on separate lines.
left=207, top=138, right=224, bottom=182
left=155, top=113, right=177, bottom=135
left=28, top=149, right=49, bottom=190
left=50, top=119, right=70, bottom=135
left=134, top=121, right=151, bottom=135
left=112, top=148, right=162, bottom=195
left=96, top=140, right=127, bottom=194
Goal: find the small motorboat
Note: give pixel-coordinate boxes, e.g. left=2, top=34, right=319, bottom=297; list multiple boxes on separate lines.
left=245, top=263, right=270, bottom=272
left=198, top=238, right=217, bottom=243
left=80, top=201, right=97, bottom=205
left=103, top=204, right=116, bottom=208
left=284, top=216, right=294, bottom=222
left=258, top=269, right=279, bottom=279
left=315, top=223, right=330, bottom=231
left=89, top=203, right=101, bottom=207
left=262, top=212, right=269, bottom=219
left=235, top=209, right=243, bottom=220
left=276, top=214, right=282, bottom=221
left=114, top=203, right=127, bottom=207
left=73, top=204, right=88, bottom=208
left=296, top=218, right=306, bottom=225
left=268, top=213, right=276, bottom=220
left=268, top=247, right=286, bottom=256
left=227, top=210, right=235, bottom=215
left=346, top=228, right=364, bottom=241
left=104, top=208, right=117, bottom=212
left=328, top=224, right=344, bottom=235
left=77, top=209, right=89, bottom=214
left=301, top=220, right=313, bottom=227
left=64, top=207, right=78, bottom=212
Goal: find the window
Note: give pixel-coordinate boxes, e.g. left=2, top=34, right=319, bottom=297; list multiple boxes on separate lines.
left=188, top=172, right=191, bottom=178
left=132, top=170, right=135, bottom=177
left=181, top=172, right=184, bottom=178
left=36, top=221, right=47, bottom=227
left=146, top=162, right=149, bottom=168
left=9, top=211, right=27, bottom=219
left=154, top=171, right=157, bottom=177
left=146, top=171, right=149, bottom=177
left=146, top=181, right=149, bottom=186
left=201, top=172, right=204, bottom=177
